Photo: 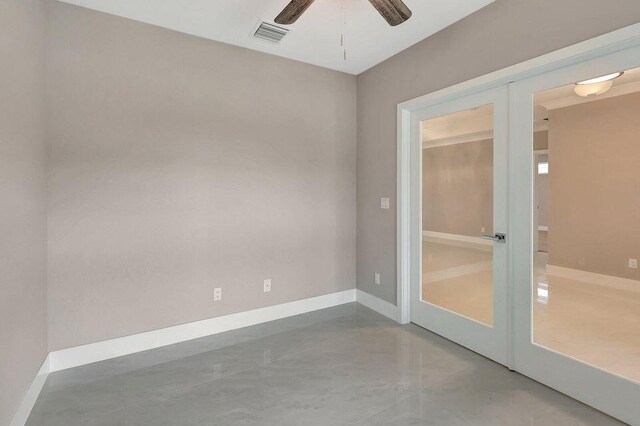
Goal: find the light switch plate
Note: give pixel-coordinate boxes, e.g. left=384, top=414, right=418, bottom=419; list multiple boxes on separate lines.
left=380, top=197, right=390, bottom=209
left=264, top=279, right=272, bottom=292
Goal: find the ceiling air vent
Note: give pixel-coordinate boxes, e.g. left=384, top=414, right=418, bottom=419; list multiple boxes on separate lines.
left=253, top=21, right=290, bottom=44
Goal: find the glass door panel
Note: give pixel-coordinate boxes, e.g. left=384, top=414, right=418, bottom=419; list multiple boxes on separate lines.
left=531, top=66, right=640, bottom=384
left=511, top=49, right=640, bottom=424
left=421, top=105, right=495, bottom=326
left=411, top=86, right=508, bottom=366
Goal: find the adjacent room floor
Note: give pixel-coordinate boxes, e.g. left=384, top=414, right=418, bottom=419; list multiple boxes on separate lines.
left=422, top=237, right=640, bottom=384
left=28, top=303, right=621, bottom=425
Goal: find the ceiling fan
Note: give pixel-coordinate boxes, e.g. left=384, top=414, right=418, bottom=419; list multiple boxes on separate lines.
left=275, top=0, right=412, bottom=27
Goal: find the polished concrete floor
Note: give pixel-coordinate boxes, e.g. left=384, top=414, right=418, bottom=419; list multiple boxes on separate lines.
left=422, top=238, right=640, bottom=384
left=28, top=303, right=621, bottom=425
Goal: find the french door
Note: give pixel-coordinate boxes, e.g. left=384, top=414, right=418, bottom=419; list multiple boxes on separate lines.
left=408, top=45, right=640, bottom=424
left=511, top=45, right=640, bottom=424
left=410, top=85, right=510, bottom=366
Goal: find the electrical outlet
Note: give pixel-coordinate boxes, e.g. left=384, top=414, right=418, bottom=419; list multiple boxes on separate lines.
left=380, top=197, right=390, bottom=209
left=374, top=272, right=381, bottom=285
left=214, top=287, right=222, bottom=301
left=481, top=227, right=486, bottom=233
left=263, top=279, right=272, bottom=292
left=629, top=258, right=638, bottom=269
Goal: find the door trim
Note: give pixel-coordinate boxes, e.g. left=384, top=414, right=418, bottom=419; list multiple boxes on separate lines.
left=396, top=21, right=640, bottom=326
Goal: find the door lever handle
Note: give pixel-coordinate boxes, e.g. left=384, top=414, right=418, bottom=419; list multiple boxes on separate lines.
left=481, top=233, right=506, bottom=243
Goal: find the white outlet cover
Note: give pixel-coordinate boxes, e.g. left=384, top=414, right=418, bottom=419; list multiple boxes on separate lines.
left=630, top=259, right=638, bottom=269
left=214, top=288, right=222, bottom=301
left=264, top=279, right=272, bottom=292
left=380, top=198, right=390, bottom=209
left=374, top=273, right=381, bottom=285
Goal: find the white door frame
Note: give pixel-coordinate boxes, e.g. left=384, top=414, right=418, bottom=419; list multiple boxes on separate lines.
left=396, top=21, right=640, bottom=325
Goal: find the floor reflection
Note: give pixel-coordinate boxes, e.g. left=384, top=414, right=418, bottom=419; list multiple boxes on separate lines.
left=422, top=238, right=493, bottom=326
left=422, top=238, right=640, bottom=383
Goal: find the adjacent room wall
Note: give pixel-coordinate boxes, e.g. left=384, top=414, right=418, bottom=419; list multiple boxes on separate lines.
left=534, top=130, right=549, bottom=151
left=46, top=2, right=357, bottom=351
left=423, top=140, right=493, bottom=238
left=0, top=0, right=48, bottom=423
left=357, top=0, right=640, bottom=304
left=548, top=92, right=640, bottom=281
left=534, top=132, right=549, bottom=230
left=535, top=154, right=549, bottom=229
left=423, top=130, right=549, bottom=239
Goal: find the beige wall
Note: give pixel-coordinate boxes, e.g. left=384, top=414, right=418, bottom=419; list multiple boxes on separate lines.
left=46, top=2, right=357, bottom=351
left=534, top=130, right=549, bottom=151
left=548, top=92, right=640, bottom=281
left=0, top=0, right=48, bottom=423
left=423, top=131, right=549, bottom=238
left=423, top=140, right=493, bottom=237
left=356, top=0, right=640, bottom=304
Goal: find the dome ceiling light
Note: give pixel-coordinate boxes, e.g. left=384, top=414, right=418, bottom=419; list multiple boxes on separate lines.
left=574, top=72, right=624, bottom=97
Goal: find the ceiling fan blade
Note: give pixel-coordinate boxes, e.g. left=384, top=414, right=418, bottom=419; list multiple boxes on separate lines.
left=274, top=0, right=317, bottom=25
left=368, top=0, right=413, bottom=26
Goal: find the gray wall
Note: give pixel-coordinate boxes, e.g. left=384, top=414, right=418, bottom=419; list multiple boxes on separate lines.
left=356, top=0, right=640, bottom=305
left=47, top=2, right=357, bottom=351
left=0, top=0, right=48, bottom=423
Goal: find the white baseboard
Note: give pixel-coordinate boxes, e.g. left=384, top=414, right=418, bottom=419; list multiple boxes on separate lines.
left=10, top=355, right=50, bottom=426
left=356, top=289, right=399, bottom=322
left=49, top=289, right=356, bottom=372
left=423, top=230, right=492, bottom=246
left=546, top=265, right=640, bottom=293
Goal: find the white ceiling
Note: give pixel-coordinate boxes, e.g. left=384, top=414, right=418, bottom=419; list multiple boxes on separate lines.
left=57, top=0, right=494, bottom=75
